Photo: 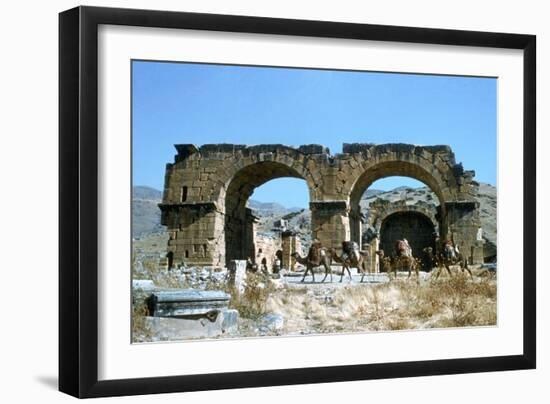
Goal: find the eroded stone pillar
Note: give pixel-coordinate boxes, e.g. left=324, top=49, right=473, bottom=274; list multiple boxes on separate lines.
left=349, top=205, right=363, bottom=246
left=224, top=207, right=258, bottom=266
left=368, top=237, right=380, bottom=273
left=281, top=230, right=297, bottom=270
left=310, top=201, right=350, bottom=252
left=444, top=201, right=484, bottom=265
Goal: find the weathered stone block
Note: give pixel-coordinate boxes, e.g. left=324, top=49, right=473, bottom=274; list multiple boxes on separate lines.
left=144, top=307, right=238, bottom=340
left=146, top=289, right=231, bottom=318
left=227, top=259, right=247, bottom=293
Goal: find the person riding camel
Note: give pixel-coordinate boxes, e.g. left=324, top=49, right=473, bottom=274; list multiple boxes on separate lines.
left=403, top=238, right=412, bottom=257
left=443, top=239, right=456, bottom=259
left=341, top=240, right=360, bottom=263
left=395, top=238, right=411, bottom=257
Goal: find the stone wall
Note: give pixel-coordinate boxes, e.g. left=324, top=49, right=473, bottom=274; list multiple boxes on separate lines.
left=159, top=143, right=483, bottom=267
left=254, top=233, right=282, bottom=272
left=281, top=231, right=301, bottom=270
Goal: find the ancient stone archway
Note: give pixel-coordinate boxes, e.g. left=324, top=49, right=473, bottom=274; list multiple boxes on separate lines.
left=366, top=199, right=440, bottom=235
left=159, top=143, right=484, bottom=268
left=223, top=161, right=311, bottom=266
left=341, top=144, right=482, bottom=264
left=159, top=144, right=320, bottom=267
left=362, top=199, right=440, bottom=272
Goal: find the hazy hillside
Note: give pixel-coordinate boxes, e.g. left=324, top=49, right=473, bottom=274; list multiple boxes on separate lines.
left=247, top=200, right=301, bottom=216
left=132, top=186, right=163, bottom=238
left=134, top=186, right=162, bottom=200
left=476, top=183, right=497, bottom=258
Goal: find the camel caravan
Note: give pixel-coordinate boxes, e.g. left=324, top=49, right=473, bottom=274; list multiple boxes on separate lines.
left=289, top=236, right=472, bottom=283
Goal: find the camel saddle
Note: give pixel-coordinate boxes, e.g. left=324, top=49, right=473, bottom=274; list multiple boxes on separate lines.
left=307, top=242, right=324, bottom=265
left=342, top=241, right=360, bottom=261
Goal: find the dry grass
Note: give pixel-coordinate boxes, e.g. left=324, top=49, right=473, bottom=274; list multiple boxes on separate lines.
left=258, top=274, right=496, bottom=336
left=131, top=301, right=153, bottom=343
left=225, top=272, right=277, bottom=319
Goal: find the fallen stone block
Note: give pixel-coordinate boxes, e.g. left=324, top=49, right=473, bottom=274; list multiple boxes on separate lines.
left=144, top=308, right=238, bottom=340
left=146, top=289, right=230, bottom=318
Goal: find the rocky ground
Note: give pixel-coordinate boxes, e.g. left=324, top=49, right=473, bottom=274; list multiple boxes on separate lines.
left=133, top=264, right=497, bottom=342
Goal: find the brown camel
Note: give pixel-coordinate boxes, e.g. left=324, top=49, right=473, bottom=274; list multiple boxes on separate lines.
left=329, top=246, right=370, bottom=282
left=431, top=248, right=473, bottom=280
left=291, top=242, right=333, bottom=283
left=431, top=230, right=473, bottom=280
left=376, top=250, right=392, bottom=274
left=377, top=248, right=418, bottom=280
left=421, top=247, right=438, bottom=272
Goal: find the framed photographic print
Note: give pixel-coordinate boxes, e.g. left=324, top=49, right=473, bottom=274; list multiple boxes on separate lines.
left=59, top=6, right=536, bottom=398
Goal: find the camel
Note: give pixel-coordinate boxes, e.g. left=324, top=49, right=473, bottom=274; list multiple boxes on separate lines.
left=376, top=250, right=392, bottom=274
left=291, top=242, right=333, bottom=283
left=376, top=246, right=419, bottom=281
left=421, top=247, right=438, bottom=272
left=392, top=255, right=419, bottom=281
left=431, top=229, right=474, bottom=280
left=329, top=245, right=370, bottom=282
left=431, top=244, right=473, bottom=280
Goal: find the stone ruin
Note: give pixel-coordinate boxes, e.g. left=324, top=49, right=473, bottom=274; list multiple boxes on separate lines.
left=159, top=143, right=484, bottom=269
left=362, top=199, right=441, bottom=272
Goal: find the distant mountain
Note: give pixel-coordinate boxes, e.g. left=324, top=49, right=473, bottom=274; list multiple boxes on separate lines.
left=132, top=186, right=163, bottom=238
left=392, top=186, right=414, bottom=192
left=133, top=185, right=162, bottom=200
left=247, top=200, right=302, bottom=216
left=362, top=189, right=385, bottom=199
left=476, top=183, right=497, bottom=258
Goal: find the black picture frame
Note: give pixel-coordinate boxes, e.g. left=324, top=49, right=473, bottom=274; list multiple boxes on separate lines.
left=59, top=5, right=536, bottom=398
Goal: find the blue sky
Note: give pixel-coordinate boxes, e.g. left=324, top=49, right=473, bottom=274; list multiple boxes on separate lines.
left=132, top=61, right=496, bottom=209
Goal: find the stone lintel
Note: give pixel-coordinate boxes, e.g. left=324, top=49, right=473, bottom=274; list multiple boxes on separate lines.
left=281, top=230, right=297, bottom=237
left=310, top=200, right=348, bottom=212
left=158, top=202, right=218, bottom=213
left=445, top=200, right=479, bottom=209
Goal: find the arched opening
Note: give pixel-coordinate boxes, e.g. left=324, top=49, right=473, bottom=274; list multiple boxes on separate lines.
left=349, top=162, right=447, bottom=247
left=379, top=211, right=436, bottom=259
left=352, top=173, right=442, bottom=273
left=224, top=162, right=311, bottom=267
left=166, top=251, right=174, bottom=270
